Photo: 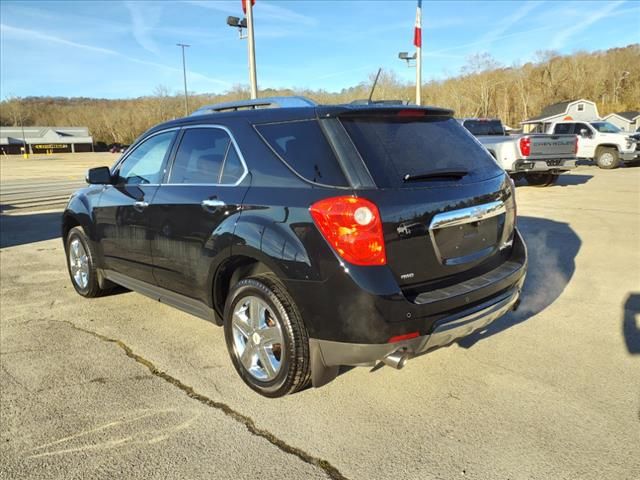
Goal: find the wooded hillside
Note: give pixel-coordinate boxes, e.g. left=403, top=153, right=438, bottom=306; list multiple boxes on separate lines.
left=2, top=44, right=638, bottom=144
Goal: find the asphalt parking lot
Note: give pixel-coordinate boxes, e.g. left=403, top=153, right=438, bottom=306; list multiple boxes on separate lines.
left=1, top=156, right=639, bottom=480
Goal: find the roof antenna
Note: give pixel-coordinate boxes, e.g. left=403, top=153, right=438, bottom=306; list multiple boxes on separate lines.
left=368, top=68, right=382, bottom=104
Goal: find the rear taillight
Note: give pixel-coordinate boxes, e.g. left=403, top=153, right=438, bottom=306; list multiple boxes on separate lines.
left=519, top=136, right=531, bottom=157
left=397, top=109, right=426, bottom=117
left=310, top=196, right=386, bottom=266
left=574, top=135, right=579, bottom=154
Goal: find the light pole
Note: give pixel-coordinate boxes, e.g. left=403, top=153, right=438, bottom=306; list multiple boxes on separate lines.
left=227, top=0, right=258, bottom=99
left=176, top=43, right=190, bottom=115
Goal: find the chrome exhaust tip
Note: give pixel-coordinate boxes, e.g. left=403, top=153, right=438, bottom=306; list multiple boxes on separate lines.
left=381, top=349, right=410, bottom=370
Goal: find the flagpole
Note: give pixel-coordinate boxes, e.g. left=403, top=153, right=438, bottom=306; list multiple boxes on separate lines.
left=414, top=0, right=422, bottom=105
left=416, top=44, right=422, bottom=105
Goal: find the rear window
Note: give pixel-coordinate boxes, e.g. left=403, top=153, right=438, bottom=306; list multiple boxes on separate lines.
left=463, top=120, right=505, bottom=136
left=340, top=115, right=500, bottom=188
left=256, top=120, right=349, bottom=187
left=553, top=123, right=574, bottom=134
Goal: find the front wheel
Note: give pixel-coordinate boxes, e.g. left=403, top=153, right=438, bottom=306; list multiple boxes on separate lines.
left=596, top=148, right=620, bottom=169
left=223, top=274, right=311, bottom=397
left=65, top=226, right=107, bottom=297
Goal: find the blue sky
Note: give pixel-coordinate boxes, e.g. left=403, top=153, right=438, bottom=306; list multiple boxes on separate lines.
left=1, top=0, right=639, bottom=99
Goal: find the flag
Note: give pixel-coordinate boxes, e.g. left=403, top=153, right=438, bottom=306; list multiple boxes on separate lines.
left=413, top=0, right=422, bottom=48
left=242, top=0, right=255, bottom=14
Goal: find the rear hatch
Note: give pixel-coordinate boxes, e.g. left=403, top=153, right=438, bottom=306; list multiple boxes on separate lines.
left=333, top=108, right=516, bottom=289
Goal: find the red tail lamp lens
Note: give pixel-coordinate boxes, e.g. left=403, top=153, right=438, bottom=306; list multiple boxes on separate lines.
left=519, top=136, right=531, bottom=157
left=310, top=196, right=386, bottom=266
left=574, top=135, right=579, bottom=154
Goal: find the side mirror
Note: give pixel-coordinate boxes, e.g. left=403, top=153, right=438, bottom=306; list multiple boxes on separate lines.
left=86, top=166, right=113, bottom=185
left=579, top=128, right=590, bottom=138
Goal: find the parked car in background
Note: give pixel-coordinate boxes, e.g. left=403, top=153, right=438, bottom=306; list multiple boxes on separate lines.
left=460, top=118, right=577, bottom=186
left=63, top=97, right=527, bottom=397
left=548, top=121, right=640, bottom=169
left=108, top=144, right=129, bottom=154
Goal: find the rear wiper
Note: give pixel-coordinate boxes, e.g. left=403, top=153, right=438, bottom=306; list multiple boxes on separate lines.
left=403, top=169, right=469, bottom=182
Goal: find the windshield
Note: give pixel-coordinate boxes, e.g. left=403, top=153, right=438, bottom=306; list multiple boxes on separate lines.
left=591, top=122, right=621, bottom=133
left=340, top=115, right=501, bottom=188
left=463, top=120, right=505, bottom=136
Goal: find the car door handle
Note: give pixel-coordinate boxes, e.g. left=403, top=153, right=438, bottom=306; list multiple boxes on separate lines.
left=133, top=200, right=149, bottom=212
left=201, top=199, right=226, bottom=209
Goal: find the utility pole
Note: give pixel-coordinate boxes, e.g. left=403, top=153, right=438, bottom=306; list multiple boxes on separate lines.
left=245, top=2, right=258, bottom=99
left=176, top=43, right=190, bottom=115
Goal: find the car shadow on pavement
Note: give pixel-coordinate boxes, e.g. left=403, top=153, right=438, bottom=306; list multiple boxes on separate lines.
left=457, top=215, right=581, bottom=349
left=0, top=211, right=62, bottom=248
left=553, top=174, right=593, bottom=187
left=513, top=174, right=593, bottom=188
left=622, top=293, right=640, bottom=354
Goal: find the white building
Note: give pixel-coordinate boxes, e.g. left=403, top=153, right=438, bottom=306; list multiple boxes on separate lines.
left=603, top=111, right=640, bottom=132
left=520, top=99, right=600, bottom=133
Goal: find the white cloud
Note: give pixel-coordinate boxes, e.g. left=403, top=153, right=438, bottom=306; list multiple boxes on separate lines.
left=550, top=0, right=626, bottom=49
left=124, top=1, right=163, bottom=55
left=0, top=23, right=230, bottom=90
left=476, top=1, right=543, bottom=47
left=0, top=23, right=118, bottom=56
left=185, top=0, right=316, bottom=25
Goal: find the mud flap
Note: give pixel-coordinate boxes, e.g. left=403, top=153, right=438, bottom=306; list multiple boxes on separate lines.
left=309, top=339, right=340, bottom=388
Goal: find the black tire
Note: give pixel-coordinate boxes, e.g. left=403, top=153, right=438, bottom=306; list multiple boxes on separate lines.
left=595, top=147, right=620, bottom=169
left=223, top=274, right=311, bottom=397
left=524, top=173, right=554, bottom=187
left=65, top=226, right=107, bottom=298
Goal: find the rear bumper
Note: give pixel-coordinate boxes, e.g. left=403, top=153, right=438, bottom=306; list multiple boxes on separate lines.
left=307, top=230, right=527, bottom=387
left=309, top=282, right=523, bottom=387
left=511, top=158, right=577, bottom=173
left=620, top=151, right=640, bottom=162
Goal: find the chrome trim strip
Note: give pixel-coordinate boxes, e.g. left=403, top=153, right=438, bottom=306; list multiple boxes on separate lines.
left=429, top=200, right=505, bottom=230
left=428, top=200, right=506, bottom=265
left=165, top=124, right=249, bottom=187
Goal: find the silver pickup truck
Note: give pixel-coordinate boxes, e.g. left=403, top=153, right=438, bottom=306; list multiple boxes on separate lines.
left=459, top=119, right=578, bottom=186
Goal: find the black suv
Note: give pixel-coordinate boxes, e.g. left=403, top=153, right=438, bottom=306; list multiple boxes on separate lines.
left=63, top=97, right=527, bottom=397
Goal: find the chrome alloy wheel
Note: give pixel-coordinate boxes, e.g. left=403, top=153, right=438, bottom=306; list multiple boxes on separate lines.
left=599, top=152, right=614, bottom=167
left=231, top=296, right=285, bottom=381
left=69, top=238, right=89, bottom=289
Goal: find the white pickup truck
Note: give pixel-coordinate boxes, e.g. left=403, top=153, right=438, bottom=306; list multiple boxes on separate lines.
left=547, top=120, right=640, bottom=169
left=460, top=119, right=577, bottom=186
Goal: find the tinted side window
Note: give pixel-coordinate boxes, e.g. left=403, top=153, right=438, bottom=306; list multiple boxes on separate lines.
left=169, top=128, right=231, bottom=184
left=553, top=123, right=573, bottom=134
left=575, top=123, right=592, bottom=136
left=118, top=131, right=175, bottom=185
left=256, top=120, right=348, bottom=187
left=220, top=147, right=245, bottom=184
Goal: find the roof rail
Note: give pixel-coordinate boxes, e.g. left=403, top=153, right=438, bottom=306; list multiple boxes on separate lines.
left=190, top=96, right=317, bottom=116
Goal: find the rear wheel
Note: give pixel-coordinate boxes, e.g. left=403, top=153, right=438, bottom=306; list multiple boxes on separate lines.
left=65, top=226, right=107, bottom=298
left=223, top=274, right=311, bottom=397
left=595, top=148, right=620, bottom=169
left=524, top=173, right=555, bottom=187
